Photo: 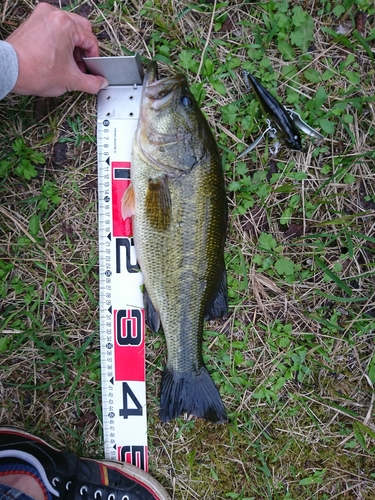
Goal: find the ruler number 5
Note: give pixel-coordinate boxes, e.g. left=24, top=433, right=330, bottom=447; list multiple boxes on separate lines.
left=119, top=382, right=143, bottom=419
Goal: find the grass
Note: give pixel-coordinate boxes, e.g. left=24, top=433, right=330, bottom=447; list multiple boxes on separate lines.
left=1, top=0, right=375, bottom=498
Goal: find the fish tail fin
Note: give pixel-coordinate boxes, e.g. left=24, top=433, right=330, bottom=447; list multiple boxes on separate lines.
left=159, top=366, right=228, bottom=423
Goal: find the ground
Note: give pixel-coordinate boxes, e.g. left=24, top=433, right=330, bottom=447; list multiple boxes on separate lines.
left=0, top=1, right=375, bottom=499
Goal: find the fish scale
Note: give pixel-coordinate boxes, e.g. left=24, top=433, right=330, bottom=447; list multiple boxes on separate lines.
left=125, top=62, right=228, bottom=423
left=133, top=159, right=219, bottom=372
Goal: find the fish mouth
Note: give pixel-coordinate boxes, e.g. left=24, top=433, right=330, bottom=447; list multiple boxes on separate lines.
left=146, top=61, right=159, bottom=86
left=144, top=61, right=184, bottom=101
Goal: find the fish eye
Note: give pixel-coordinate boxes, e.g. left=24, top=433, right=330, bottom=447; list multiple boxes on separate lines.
left=181, top=96, right=191, bottom=107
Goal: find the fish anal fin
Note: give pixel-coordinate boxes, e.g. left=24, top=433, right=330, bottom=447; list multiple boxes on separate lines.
left=145, top=176, right=171, bottom=230
left=144, top=287, right=160, bottom=333
left=121, top=184, right=135, bottom=220
left=160, top=366, right=228, bottom=423
left=205, top=267, right=228, bottom=321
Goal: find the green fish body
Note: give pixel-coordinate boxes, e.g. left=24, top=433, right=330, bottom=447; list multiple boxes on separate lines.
left=123, top=62, right=228, bottom=423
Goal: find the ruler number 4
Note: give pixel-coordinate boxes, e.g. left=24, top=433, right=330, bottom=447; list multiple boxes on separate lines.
left=119, top=382, right=143, bottom=419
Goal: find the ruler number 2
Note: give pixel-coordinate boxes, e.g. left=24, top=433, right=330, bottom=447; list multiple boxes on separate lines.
left=119, top=382, right=143, bottom=419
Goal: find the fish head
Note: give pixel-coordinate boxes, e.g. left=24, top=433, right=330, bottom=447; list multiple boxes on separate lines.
left=136, top=61, right=212, bottom=176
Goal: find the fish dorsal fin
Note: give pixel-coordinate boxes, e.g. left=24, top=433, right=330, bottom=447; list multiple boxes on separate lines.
left=205, top=267, right=228, bottom=321
left=121, top=184, right=135, bottom=220
left=145, top=176, right=171, bottom=230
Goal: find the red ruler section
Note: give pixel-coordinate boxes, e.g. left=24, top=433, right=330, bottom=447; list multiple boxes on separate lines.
left=112, top=161, right=132, bottom=237
left=114, top=308, right=145, bottom=382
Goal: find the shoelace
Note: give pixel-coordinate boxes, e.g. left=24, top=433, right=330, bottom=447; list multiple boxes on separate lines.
left=79, top=486, right=130, bottom=500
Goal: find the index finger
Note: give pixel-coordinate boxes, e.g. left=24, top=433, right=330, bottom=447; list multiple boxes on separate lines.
left=73, top=27, right=100, bottom=58
left=65, top=10, right=94, bottom=33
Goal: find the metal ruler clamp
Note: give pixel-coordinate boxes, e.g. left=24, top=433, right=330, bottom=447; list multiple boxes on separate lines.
left=84, top=56, right=147, bottom=470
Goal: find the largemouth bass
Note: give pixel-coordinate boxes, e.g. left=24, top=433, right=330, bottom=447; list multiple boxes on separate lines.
left=122, top=62, right=228, bottom=423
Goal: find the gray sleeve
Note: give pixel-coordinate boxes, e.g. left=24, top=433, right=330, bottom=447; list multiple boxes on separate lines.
left=0, top=41, right=19, bottom=100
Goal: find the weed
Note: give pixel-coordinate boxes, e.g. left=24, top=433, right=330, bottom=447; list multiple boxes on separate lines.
left=0, top=137, right=45, bottom=180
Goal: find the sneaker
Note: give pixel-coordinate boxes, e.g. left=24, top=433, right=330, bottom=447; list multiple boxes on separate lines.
left=0, top=427, right=171, bottom=500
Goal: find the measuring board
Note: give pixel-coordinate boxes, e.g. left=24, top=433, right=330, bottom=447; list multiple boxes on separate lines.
left=85, top=55, right=147, bottom=470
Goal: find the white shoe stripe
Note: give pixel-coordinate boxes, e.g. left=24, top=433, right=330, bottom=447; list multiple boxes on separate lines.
left=0, top=450, right=59, bottom=497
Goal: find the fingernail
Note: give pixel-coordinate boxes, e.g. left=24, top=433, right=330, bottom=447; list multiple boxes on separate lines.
left=100, top=78, right=109, bottom=90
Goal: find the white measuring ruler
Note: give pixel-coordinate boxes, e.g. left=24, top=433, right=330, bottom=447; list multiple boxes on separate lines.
left=85, top=56, right=148, bottom=470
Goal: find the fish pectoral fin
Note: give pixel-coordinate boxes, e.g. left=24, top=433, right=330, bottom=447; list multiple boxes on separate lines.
left=205, top=267, right=228, bottom=321
left=145, top=176, right=171, bottom=230
left=121, top=183, right=135, bottom=220
left=144, top=287, right=161, bottom=333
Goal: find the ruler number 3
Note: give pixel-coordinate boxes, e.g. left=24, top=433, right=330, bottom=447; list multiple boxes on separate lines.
left=119, top=382, right=143, bottom=419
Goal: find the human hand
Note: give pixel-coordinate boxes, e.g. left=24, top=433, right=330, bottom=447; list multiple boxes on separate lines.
left=6, top=2, right=108, bottom=97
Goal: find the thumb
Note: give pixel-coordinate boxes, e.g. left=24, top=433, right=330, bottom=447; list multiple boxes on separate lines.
left=75, top=74, right=109, bottom=94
